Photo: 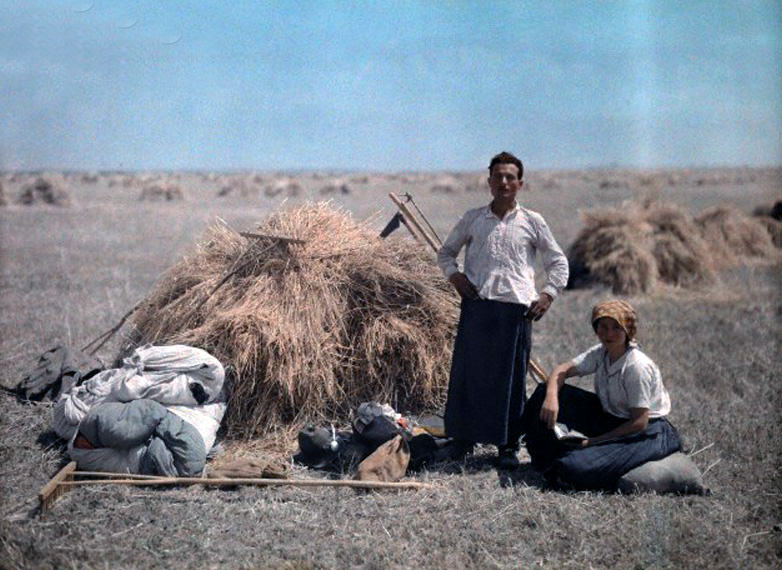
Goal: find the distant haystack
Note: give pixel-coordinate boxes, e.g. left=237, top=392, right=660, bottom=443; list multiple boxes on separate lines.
left=567, top=209, right=658, bottom=295
left=319, top=180, right=351, bottom=195
left=131, top=203, right=457, bottom=438
left=218, top=176, right=260, bottom=198
left=752, top=200, right=782, bottom=221
left=350, top=175, right=370, bottom=184
left=139, top=183, right=185, bottom=201
left=430, top=178, right=458, bottom=194
left=568, top=201, right=715, bottom=295
left=642, top=202, right=715, bottom=287
left=598, top=178, right=627, bottom=190
left=753, top=200, right=782, bottom=248
left=17, top=177, right=71, bottom=206
left=264, top=179, right=302, bottom=197
left=464, top=176, right=487, bottom=193
left=695, top=206, right=777, bottom=265
left=108, top=174, right=135, bottom=188
left=758, top=218, right=782, bottom=248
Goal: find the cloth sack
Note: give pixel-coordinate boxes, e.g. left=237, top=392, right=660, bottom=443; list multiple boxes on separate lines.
left=354, top=435, right=410, bottom=482
left=207, top=456, right=290, bottom=479
left=617, top=452, right=709, bottom=495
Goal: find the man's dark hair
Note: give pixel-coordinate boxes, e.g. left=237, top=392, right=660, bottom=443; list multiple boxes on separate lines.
left=488, top=151, right=524, bottom=179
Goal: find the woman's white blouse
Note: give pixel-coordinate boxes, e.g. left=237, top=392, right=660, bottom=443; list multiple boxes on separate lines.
left=571, top=344, right=672, bottom=419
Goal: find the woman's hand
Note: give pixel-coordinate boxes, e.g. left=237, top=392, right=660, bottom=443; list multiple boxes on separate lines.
left=540, top=393, right=559, bottom=429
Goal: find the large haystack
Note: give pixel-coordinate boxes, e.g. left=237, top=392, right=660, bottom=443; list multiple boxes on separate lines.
left=568, top=201, right=715, bottom=294
left=695, top=205, right=776, bottom=266
left=131, top=203, right=457, bottom=439
left=17, top=176, right=70, bottom=206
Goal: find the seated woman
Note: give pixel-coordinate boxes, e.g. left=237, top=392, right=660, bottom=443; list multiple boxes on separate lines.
left=521, top=300, right=681, bottom=491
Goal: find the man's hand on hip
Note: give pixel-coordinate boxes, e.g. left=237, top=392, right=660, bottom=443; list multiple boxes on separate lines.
left=449, top=272, right=479, bottom=300
left=526, top=292, right=553, bottom=321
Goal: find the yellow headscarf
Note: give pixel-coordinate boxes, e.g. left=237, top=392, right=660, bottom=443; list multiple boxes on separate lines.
left=591, top=300, right=637, bottom=342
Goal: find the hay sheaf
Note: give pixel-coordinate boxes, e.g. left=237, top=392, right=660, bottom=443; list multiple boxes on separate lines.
left=695, top=205, right=776, bottom=266
left=568, top=202, right=715, bottom=294
left=17, top=176, right=71, bottom=206
left=139, top=183, right=185, bottom=201
left=131, top=203, right=458, bottom=439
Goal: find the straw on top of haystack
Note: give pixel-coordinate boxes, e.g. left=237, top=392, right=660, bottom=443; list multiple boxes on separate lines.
left=131, top=203, right=457, bottom=439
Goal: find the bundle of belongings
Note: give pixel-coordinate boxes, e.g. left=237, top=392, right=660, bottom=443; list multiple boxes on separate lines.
left=20, top=344, right=227, bottom=477
left=293, top=402, right=462, bottom=482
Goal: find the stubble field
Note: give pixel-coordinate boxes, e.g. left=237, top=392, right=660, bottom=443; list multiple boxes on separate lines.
left=0, top=167, right=780, bottom=569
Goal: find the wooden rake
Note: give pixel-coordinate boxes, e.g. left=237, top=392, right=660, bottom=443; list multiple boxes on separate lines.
left=39, top=462, right=433, bottom=513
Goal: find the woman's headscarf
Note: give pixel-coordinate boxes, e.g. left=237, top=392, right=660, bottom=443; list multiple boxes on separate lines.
left=591, top=300, right=637, bottom=342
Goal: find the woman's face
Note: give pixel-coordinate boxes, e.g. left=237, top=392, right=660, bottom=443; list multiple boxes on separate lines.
left=595, top=317, right=628, bottom=350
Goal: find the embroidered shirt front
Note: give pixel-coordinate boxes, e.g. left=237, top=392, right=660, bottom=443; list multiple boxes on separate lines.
left=436, top=204, right=569, bottom=305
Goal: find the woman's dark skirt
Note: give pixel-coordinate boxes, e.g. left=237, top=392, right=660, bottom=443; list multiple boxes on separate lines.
left=521, top=383, right=682, bottom=491
left=444, top=298, right=531, bottom=448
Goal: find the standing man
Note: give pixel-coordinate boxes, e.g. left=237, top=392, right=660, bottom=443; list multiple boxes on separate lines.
left=437, top=151, right=569, bottom=469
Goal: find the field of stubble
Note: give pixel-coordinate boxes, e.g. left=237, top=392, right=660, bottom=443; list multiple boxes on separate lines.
left=0, top=167, right=780, bottom=569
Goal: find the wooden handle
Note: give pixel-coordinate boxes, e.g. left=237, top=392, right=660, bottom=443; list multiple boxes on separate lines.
left=60, top=476, right=433, bottom=491
left=389, top=193, right=440, bottom=252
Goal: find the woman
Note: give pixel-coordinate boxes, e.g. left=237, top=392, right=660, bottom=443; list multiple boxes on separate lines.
left=521, top=300, right=681, bottom=490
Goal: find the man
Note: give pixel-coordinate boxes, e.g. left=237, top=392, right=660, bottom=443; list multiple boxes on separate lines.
left=437, top=151, right=569, bottom=469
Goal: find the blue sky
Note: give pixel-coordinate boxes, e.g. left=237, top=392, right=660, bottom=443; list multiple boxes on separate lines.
left=0, top=1, right=779, bottom=171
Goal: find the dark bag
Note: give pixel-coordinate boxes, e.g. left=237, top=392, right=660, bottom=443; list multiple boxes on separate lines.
left=16, top=345, right=104, bottom=401
left=352, top=415, right=401, bottom=448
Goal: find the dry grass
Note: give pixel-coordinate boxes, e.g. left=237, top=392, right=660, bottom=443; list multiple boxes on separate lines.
left=131, top=203, right=457, bottom=439
left=0, top=168, right=780, bottom=569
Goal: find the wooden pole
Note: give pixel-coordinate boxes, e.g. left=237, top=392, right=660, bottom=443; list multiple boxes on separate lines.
left=389, top=193, right=440, bottom=252
left=59, top=476, right=433, bottom=491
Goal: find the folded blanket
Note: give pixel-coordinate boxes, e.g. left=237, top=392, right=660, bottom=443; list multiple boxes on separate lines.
left=69, top=399, right=206, bottom=476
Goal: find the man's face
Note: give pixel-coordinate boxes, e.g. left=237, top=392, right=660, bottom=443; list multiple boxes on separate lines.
left=488, top=163, right=522, bottom=205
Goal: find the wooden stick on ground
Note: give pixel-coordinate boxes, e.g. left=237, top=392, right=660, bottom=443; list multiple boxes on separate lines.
left=60, top=476, right=433, bottom=491
left=39, top=461, right=77, bottom=513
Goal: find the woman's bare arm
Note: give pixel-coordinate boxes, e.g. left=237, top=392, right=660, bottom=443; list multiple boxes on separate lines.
left=540, top=361, right=579, bottom=429
left=582, top=407, right=649, bottom=447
